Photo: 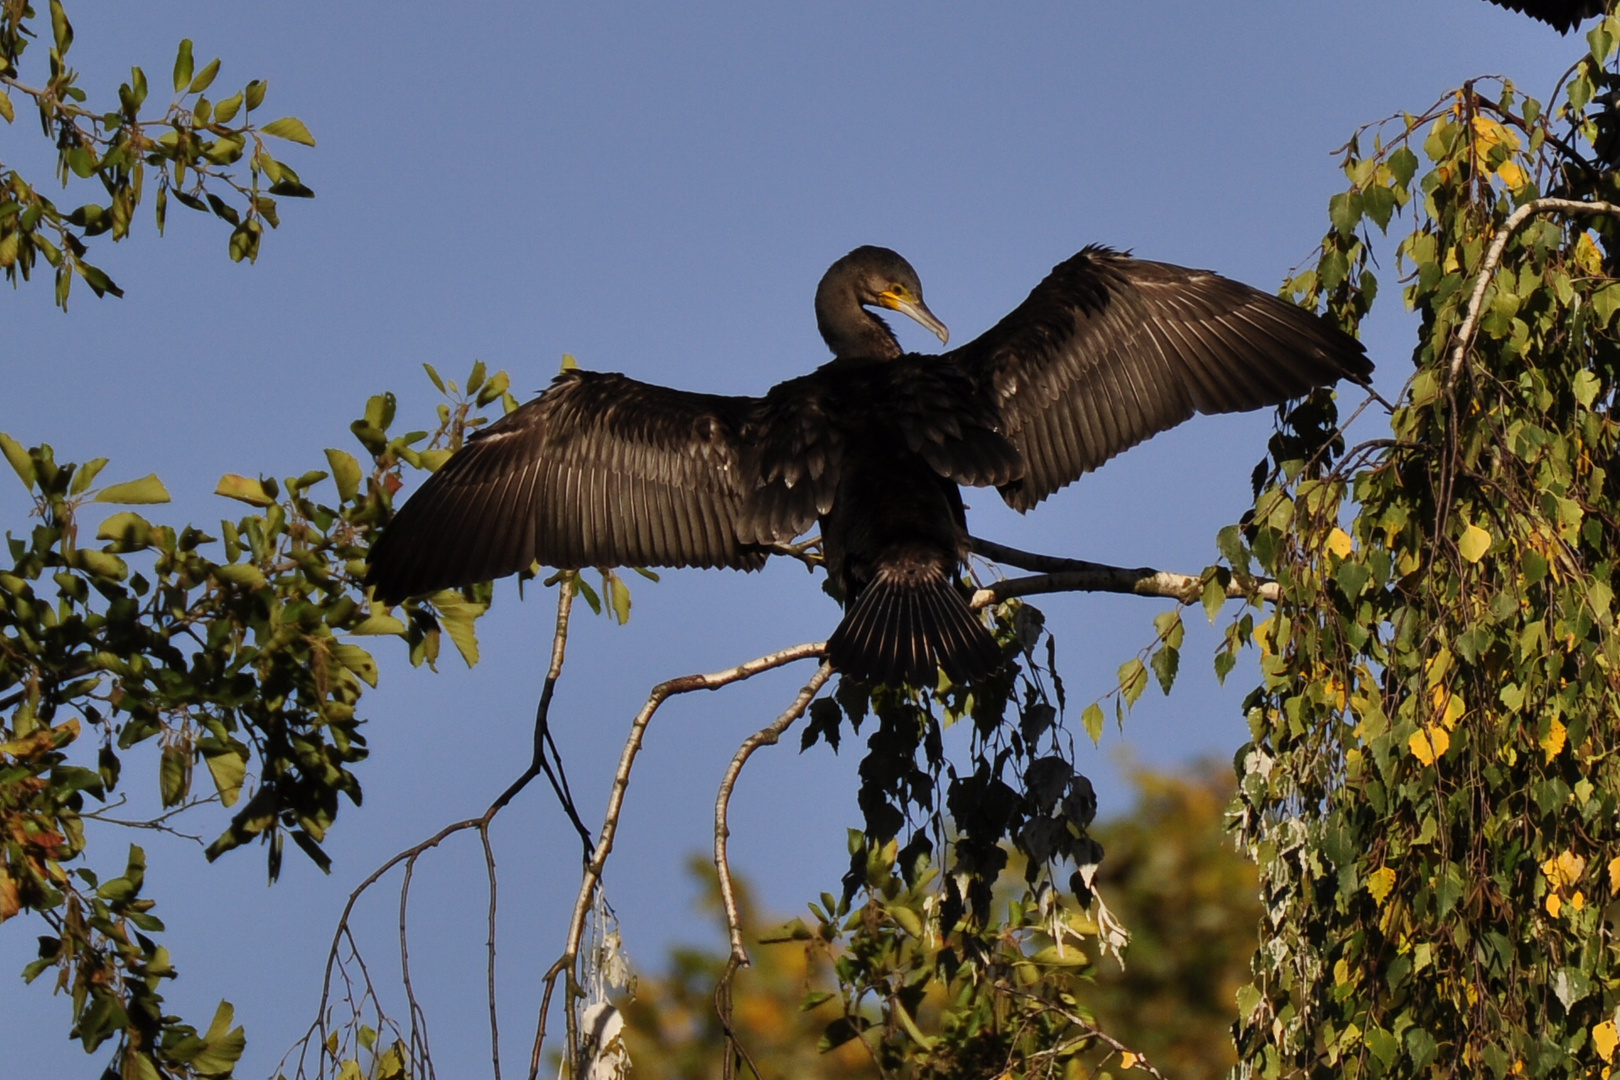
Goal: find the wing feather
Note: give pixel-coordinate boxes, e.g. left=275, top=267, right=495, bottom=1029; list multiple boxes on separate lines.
left=367, top=370, right=767, bottom=603
left=945, top=246, right=1372, bottom=511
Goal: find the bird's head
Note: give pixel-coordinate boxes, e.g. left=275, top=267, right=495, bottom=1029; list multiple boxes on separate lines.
left=816, top=246, right=950, bottom=358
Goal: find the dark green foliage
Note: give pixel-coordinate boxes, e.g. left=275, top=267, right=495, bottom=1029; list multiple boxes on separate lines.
left=0, top=1, right=315, bottom=307
left=0, top=362, right=517, bottom=1078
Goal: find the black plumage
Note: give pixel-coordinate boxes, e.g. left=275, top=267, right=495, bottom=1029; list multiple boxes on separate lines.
left=366, top=245, right=1372, bottom=687
left=1483, top=0, right=1606, bottom=30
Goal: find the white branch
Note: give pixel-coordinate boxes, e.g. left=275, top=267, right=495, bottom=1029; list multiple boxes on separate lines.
left=1447, top=197, right=1620, bottom=384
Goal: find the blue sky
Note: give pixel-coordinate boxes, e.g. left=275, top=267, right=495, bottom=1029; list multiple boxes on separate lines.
left=1, top=2, right=1583, bottom=1075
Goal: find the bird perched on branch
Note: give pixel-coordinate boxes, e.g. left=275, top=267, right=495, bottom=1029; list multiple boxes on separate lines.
left=367, top=245, right=1371, bottom=687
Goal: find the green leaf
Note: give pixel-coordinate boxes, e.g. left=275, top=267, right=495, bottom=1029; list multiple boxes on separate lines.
left=160, top=742, right=191, bottom=807
left=605, top=571, right=631, bottom=624
left=0, top=433, right=36, bottom=489
left=351, top=613, right=407, bottom=636
left=213, top=563, right=266, bottom=588
left=325, top=448, right=362, bottom=502
left=191, top=1001, right=247, bottom=1076
left=173, top=39, right=194, bottom=94
left=422, top=362, right=447, bottom=394
left=260, top=116, right=316, bottom=146
left=0, top=92, right=13, bottom=124
left=97, top=511, right=152, bottom=548
left=244, top=80, right=267, bottom=112
left=214, top=473, right=274, bottom=507
left=1573, top=370, right=1600, bottom=408
left=431, top=589, right=486, bottom=667
left=203, top=748, right=246, bottom=808
left=213, top=91, right=243, bottom=124
left=1117, top=658, right=1147, bottom=707
left=333, top=643, right=379, bottom=688
left=95, top=474, right=171, bottom=504
left=48, top=0, right=72, bottom=54
left=1388, top=145, right=1419, bottom=187
left=1081, top=702, right=1104, bottom=744
left=74, top=548, right=129, bottom=581
left=188, top=57, right=220, bottom=95
left=69, top=457, right=109, bottom=496
left=1329, top=190, right=1363, bottom=237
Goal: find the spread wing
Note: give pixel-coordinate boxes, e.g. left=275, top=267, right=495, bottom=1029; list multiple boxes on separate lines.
left=366, top=370, right=767, bottom=603
left=1484, top=0, right=1602, bottom=31
left=944, top=246, right=1373, bottom=511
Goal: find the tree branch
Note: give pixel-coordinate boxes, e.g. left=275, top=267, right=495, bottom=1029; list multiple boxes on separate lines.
left=969, top=537, right=1279, bottom=606
left=1447, top=197, right=1620, bottom=384
left=528, top=640, right=827, bottom=1080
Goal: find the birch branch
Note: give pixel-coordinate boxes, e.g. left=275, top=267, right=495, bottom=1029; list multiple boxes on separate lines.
left=1447, top=197, right=1620, bottom=384
left=969, top=537, right=1279, bottom=606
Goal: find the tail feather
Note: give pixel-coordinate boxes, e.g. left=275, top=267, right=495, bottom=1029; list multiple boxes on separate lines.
left=825, top=565, right=1002, bottom=687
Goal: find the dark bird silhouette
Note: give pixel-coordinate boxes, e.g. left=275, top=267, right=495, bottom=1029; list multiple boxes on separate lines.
left=1483, top=0, right=1605, bottom=30
left=366, top=245, right=1372, bottom=687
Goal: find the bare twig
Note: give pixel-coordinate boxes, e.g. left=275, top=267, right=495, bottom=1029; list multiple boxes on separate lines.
left=399, top=855, right=435, bottom=1076
left=80, top=792, right=220, bottom=844
left=711, top=662, right=833, bottom=1080
left=482, top=827, right=503, bottom=1080
left=293, top=581, right=577, bottom=1080
left=1006, top=989, right=1169, bottom=1080
left=968, top=537, right=1280, bottom=606
left=528, top=641, right=827, bottom=1080
left=1447, top=197, right=1620, bottom=384
left=713, top=662, right=834, bottom=964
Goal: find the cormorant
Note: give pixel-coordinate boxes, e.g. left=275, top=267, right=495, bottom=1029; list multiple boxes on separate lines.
left=366, top=245, right=1372, bottom=687
left=1484, top=0, right=1605, bottom=30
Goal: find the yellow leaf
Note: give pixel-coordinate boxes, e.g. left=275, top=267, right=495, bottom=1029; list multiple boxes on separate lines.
left=1326, top=528, right=1353, bottom=558
left=215, top=473, right=275, bottom=507
left=95, top=473, right=172, bottom=505
left=1458, top=522, right=1492, bottom=563
left=1409, top=725, right=1449, bottom=766
left=1572, top=890, right=1586, bottom=911
left=1558, top=851, right=1587, bottom=884
left=1547, top=891, right=1563, bottom=918
left=1542, top=717, right=1567, bottom=763
left=1119, top=1052, right=1139, bottom=1070
left=1607, top=854, right=1620, bottom=895
left=1367, top=866, right=1396, bottom=904
left=1577, top=232, right=1604, bottom=276
left=1601, top=1026, right=1620, bottom=1068
left=1495, top=160, right=1528, bottom=189
left=1471, top=115, right=1519, bottom=151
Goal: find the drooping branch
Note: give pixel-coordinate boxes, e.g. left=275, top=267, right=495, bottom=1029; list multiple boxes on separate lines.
left=1447, top=196, right=1620, bottom=384
left=969, top=536, right=1280, bottom=606
left=287, top=580, right=578, bottom=1080
left=714, top=662, right=835, bottom=963
left=710, top=663, right=834, bottom=1080
left=529, top=640, right=827, bottom=1080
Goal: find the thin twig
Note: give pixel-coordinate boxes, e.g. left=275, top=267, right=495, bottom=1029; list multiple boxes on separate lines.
left=482, top=826, right=503, bottom=1080
left=710, top=662, right=833, bottom=1080
left=713, top=662, right=834, bottom=964
left=80, top=793, right=220, bottom=844
left=1446, top=197, right=1620, bottom=384
left=968, top=537, right=1280, bottom=607
left=528, top=640, right=827, bottom=1080
left=399, top=855, right=435, bottom=1073
left=1005, top=989, right=1169, bottom=1080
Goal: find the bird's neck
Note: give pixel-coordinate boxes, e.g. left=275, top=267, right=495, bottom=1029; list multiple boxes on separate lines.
left=816, top=285, right=902, bottom=360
